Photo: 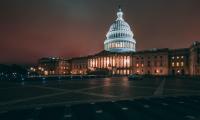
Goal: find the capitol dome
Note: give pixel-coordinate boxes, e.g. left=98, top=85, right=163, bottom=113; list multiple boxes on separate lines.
left=104, top=7, right=136, bottom=52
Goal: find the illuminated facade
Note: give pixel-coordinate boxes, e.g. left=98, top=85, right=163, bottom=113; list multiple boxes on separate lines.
left=88, top=51, right=132, bottom=75
left=104, top=7, right=136, bottom=52
left=31, top=7, right=200, bottom=76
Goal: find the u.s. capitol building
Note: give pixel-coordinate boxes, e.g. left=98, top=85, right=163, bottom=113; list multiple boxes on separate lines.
left=31, top=7, right=200, bottom=76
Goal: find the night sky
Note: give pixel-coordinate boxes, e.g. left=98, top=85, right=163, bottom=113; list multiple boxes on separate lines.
left=1, top=0, right=200, bottom=64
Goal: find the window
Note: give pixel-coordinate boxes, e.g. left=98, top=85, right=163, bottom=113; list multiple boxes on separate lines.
left=172, top=57, right=175, bottom=59
left=120, top=42, right=122, bottom=47
left=154, top=61, right=157, bottom=66
left=160, top=61, right=163, bottom=67
left=124, top=70, right=126, bottom=75
left=181, top=62, right=184, bottom=67
left=156, top=69, right=159, bottom=73
left=120, top=70, right=123, bottom=75
left=148, top=61, right=151, bottom=67
left=172, top=62, right=175, bottom=67
left=177, top=62, right=180, bottom=67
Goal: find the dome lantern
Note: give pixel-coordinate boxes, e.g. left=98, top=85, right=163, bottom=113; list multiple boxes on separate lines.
left=117, top=6, right=123, bottom=20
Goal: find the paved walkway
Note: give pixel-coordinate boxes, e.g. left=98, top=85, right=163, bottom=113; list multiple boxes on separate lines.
left=1, top=78, right=200, bottom=112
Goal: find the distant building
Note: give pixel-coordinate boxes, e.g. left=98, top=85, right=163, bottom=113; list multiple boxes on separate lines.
left=31, top=57, right=70, bottom=76
left=31, top=7, right=200, bottom=76
left=69, top=56, right=88, bottom=75
left=169, top=48, right=190, bottom=75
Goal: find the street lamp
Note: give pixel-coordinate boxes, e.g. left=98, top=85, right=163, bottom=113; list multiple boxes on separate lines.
left=108, top=63, right=112, bottom=76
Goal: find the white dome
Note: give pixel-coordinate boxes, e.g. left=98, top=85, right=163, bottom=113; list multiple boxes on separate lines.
left=104, top=7, right=136, bottom=52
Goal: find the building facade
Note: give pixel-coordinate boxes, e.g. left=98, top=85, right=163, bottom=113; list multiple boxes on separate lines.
left=31, top=7, right=200, bottom=76
left=189, top=42, right=200, bottom=75
left=69, top=57, right=88, bottom=75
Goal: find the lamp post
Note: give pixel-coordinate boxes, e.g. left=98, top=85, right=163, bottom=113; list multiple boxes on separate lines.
left=108, top=63, right=112, bottom=76
left=70, top=71, right=73, bottom=80
left=80, top=70, right=83, bottom=80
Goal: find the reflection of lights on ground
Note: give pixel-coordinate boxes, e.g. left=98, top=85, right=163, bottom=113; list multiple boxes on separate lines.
left=122, top=77, right=128, bottom=81
left=96, top=110, right=103, bottom=114
left=21, top=82, right=25, bottom=86
left=64, top=114, right=72, bottom=118
left=104, top=78, right=111, bottom=81
left=122, top=77, right=129, bottom=87
left=42, top=80, right=47, bottom=84
left=161, top=103, right=168, bottom=106
left=144, top=105, right=150, bottom=108
left=35, top=107, right=42, bottom=110
left=121, top=107, right=128, bottom=110
left=58, top=78, right=62, bottom=83
left=103, top=78, right=112, bottom=86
